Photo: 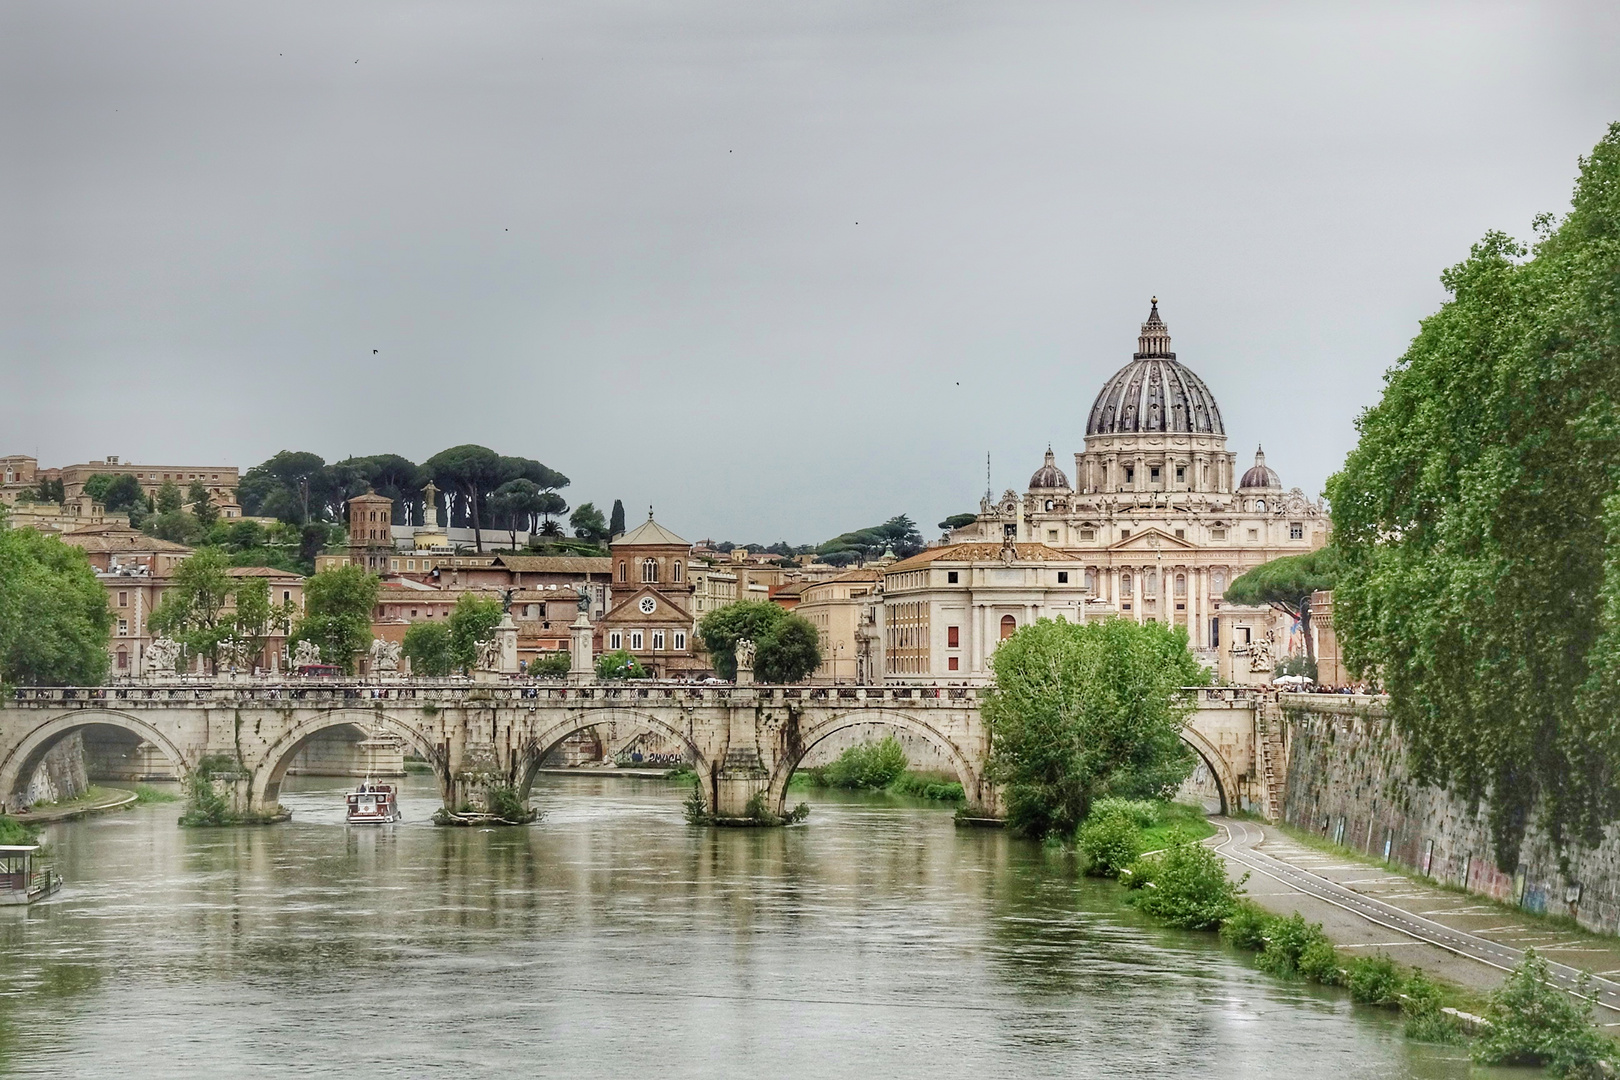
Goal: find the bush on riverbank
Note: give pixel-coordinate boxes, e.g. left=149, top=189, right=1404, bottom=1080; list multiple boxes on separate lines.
left=1078, top=810, right=1144, bottom=877
left=1253, top=912, right=1333, bottom=979
left=1077, top=799, right=1215, bottom=878
left=133, top=784, right=178, bottom=804
left=888, top=773, right=965, bottom=802
left=1124, top=840, right=1245, bottom=930
left=1347, top=954, right=1404, bottom=1006
left=0, top=814, right=40, bottom=845
left=1474, top=950, right=1615, bottom=1076
left=1401, top=970, right=1465, bottom=1044
left=799, top=737, right=908, bottom=790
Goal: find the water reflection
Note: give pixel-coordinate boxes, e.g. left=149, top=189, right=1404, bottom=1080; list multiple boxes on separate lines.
left=0, top=775, right=1499, bottom=1078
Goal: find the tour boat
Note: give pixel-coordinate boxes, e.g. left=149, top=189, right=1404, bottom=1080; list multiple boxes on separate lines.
left=0, top=845, right=62, bottom=906
left=345, top=780, right=402, bottom=824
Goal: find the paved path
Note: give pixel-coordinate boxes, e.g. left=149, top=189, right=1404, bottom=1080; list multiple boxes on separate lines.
left=13, top=786, right=137, bottom=824
left=1213, top=816, right=1620, bottom=1015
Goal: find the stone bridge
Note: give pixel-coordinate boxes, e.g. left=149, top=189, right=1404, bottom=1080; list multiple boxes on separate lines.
left=0, top=682, right=1274, bottom=822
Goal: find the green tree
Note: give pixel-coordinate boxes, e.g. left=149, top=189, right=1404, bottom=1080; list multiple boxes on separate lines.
left=816, top=514, right=925, bottom=564
left=290, top=565, right=379, bottom=674
left=0, top=527, right=112, bottom=686
left=238, top=451, right=327, bottom=523
left=596, top=649, right=648, bottom=679
left=984, top=617, right=1206, bottom=837
left=402, top=622, right=453, bottom=677
left=1325, top=124, right=1620, bottom=867
left=937, top=512, right=978, bottom=532
left=424, top=445, right=504, bottom=552
left=1474, top=950, right=1614, bottom=1075
left=188, top=481, right=219, bottom=529
left=148, top=548, right=235, bottom=672
left=447, top=593, right=502, bottom=671
left=697, top=600, right=821, bottom=683
left=230, top=576, right=296, bottom=671
left=81, top=473, right=116, bottom=502
left=101, top=474, right=145, bottom=514
left=609, top=499, right=626, bottom=539
left=1224, top=549, right=1339, bottom=663
left=155, top=480, right=184, bottom=515
left=490, top=478, right=543, bottom=548
left=570, top=502, right=609, bottom=544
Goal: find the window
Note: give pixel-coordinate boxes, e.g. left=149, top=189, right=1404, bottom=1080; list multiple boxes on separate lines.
left=1000, top=615, right=1017, bottom=640
left=653, top=631, right=665, bottom=650
left=947, top=625, right=959, bottom=648
left=609, top=631, right=622, bottom=649
left=1047, top=529, right=1058, bottom=542
left=948, top=656, right=960, bottom=671
left=1145, top=571, right=1157, bottom=596
left=1085, top=569, right=1096, bottom=591
left=118, top=591, right=128, bottom=607
left=1175, top=574, right=1186, bottom=597
left=1176, top=466, right=1185, bottom=484
left=631, top=631, right=644, bottom=650
left=1213, top=571, right=1225, bottom=593
left=1044, top=499, right=1054, bottom=511
left=283, top=590, right=292, bottom=603
left=1125, top=467, right=1135, bottom=485
left=1079, top=528, right=1094, bottom=541
left=117, top=619, right=128, bottom=636
left=1121, top=529, right=1131, bottom=540
left=617, top=561, right=627, bottom=583
left=947, top=571, right=959, bottom=584
left=673, top=631, right=686, bottom=650
left=642, top=558, right=658, bottom=583
left=411, top=609, right=418, bottom=618
left=1122, top=573, right=1133, bottom=595
left=390, top=559, right=399, bottom=571
left=1290, top=522, right=1304, bottom=540
left=1211, top=528, right=1226, bottom=541
left=1057, top=571, right=1068, bottom=584
left=116, top=649, right=128, bottom=670
left=1248, top=528, right=1259, bottom=541
left=1150, top=466, right=1160, bottom=483
left=1175, top=528, right=1185, bottom=539
left=673, top=562, right=682, bottom=582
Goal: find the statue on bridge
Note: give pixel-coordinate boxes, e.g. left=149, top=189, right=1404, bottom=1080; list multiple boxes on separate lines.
left=475, top=638, right=500, bottom=671
left=146, top=637, right=182, bottom=675
left=370, top=638, right=402, bottom=674
left=292, top=640, right=322, bottom=669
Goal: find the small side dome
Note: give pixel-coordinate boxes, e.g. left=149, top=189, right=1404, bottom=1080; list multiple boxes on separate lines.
left=1239, top=446, right=1281, bottom=490
left=1028, top=447, right=1071, bottom=490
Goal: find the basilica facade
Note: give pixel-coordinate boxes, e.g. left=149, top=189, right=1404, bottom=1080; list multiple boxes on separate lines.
left=954, top=299, right=1328, bottom=654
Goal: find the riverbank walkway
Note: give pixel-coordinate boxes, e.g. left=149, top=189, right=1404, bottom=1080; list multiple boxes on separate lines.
left=1213, top=816, right=1620, bottom=1019
left=12, top=786, right=137, bottom=825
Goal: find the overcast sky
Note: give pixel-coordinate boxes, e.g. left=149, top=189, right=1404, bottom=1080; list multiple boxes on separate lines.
left=4, top=2, right=1618, bottom=543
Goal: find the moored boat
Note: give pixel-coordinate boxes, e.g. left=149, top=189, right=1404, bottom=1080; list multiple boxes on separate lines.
left=0, top=845, right=62, bottom=905
left=345, top=780, right=402, bottom=824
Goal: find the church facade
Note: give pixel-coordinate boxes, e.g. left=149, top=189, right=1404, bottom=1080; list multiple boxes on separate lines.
left=954, top=299, right=1328, bottom=657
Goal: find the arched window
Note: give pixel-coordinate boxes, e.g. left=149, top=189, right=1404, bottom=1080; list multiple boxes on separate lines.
left=1145, top=571, right=1158, bottom=596
left=642, top=558, right=659, bottom=583
left=617, top=561, right=627, bottom=583
left=1000, top=615, right=1017, bottom=640
left=1122, top=573, right=1133, bottom=595
left=1175, top=574, right=1186, bottom=597
left=673, top=562, right=682, bottom=582
left=1045, top=499, right=1054, bottom=511
left=1084, top=568, right=1096, bottom=592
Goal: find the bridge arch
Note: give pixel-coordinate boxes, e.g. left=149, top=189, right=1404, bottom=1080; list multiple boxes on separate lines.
left=251, top=710, right=449, bottom=813
left=765, top=708, right=983, bottom=817
left=515, top=709, right=714, bottom=802
left=1178, top=724, right=1237, bottom=816
left=0, top=709, right=189, bottom=811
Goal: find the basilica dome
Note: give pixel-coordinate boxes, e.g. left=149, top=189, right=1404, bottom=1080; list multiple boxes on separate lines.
left=1239, top=446, right=1282, bottom=490
left=1085, top=299, right=1225, bottom=437
left=1028, top=447, right=1071, bottom=490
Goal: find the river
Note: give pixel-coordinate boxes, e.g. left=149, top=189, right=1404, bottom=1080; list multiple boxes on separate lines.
left=0, top=774, right=1509, bottom=1078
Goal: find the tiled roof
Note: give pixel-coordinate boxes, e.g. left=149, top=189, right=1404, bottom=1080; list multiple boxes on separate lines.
left=491, top=555, right=613, bottom=574
left=613, top=515, right=689, bottom=548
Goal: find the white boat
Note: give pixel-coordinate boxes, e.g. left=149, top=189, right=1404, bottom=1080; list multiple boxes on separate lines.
left=345, top=780, right=402, bottom=824
left=0, top=845, right=62, bottom=905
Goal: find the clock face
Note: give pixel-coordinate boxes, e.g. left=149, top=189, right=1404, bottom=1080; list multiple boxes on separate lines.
left=638, top=596, right=657, bottom=615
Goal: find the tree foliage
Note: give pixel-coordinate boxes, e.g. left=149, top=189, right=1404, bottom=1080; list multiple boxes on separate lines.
left=595, top=649, right=649, bottom=679
left=609, top=499, right=626, bottom=539
left=148, top=548, right=235, bottom=672
left=570, top=502, right=609, bottom=544
left=984, top=617, right=1207, bottom=837
left=290, top=565, right=378, bottom=674
left=402, top=622, right=452, bottom=677
left=447, top=593, right=502, bottom=671
left=0, top=526, right=112, bottom=686
left=937, top=512, right=978, bottom=532
left=816, top=515, right=925, bottom=564
left=1325, top=124, right=1620, bottom=867
left=1224, top=548, right=1339, bottom=662
left=697, top=600, right=822, bottom=683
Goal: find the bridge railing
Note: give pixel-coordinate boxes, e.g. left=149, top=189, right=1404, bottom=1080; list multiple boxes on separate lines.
left=8, top=682, right=986, bottom=708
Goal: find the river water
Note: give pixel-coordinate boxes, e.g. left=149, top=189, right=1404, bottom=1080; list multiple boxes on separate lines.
left=1, top=774, right=1505, bottom=1078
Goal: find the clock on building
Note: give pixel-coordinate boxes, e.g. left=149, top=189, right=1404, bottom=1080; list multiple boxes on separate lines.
left=638, top=596, right=657, bottom=614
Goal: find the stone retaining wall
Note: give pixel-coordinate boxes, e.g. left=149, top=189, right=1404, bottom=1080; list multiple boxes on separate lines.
left=25, top=731, right=89, bottom=806
left=1282, top=696, right=1620, bottom=935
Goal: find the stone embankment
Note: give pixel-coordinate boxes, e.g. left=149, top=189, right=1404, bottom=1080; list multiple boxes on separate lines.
left=1280, top=693, right=1620, bottom=935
